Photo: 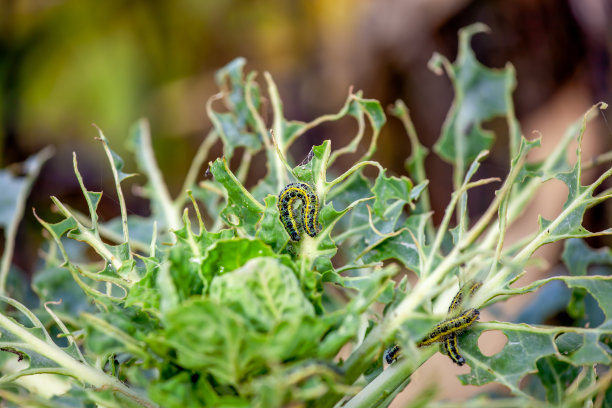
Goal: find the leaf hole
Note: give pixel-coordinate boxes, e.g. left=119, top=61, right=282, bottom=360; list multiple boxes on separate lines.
left=477, top=330, right=507, bottom=357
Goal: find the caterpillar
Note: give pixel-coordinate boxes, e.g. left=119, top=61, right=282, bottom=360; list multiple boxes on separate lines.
left=277, top=182, right=320, bottom=241
left=385, top=282, right=482, bottom=367
left=448, top=280, right=483, bottom=314
left=442, top=334, right=465, bottom=366
left=441, top=280, right=483, bottom=365
left=447, top=287, right=464, bottom=315
left=383, top=344, right=401, bottom=364
left=416, top=308, right=480, bottom=347
left=467, top=280, right=483, bottom=300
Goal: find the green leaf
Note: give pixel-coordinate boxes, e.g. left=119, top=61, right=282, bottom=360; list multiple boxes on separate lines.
left=211, top=58, right=263, bottom=159
left=362, top=213, right=432, bottom=275
left=208, top=111, right=261, bottom=158
left=318, top=266, right=397, bottom=359
left=354, top=97, right=386, bottom=134
left=535, top=357, right=580, bottom=404
left=256, top=195, right=289, bottom=252
left=293, top=141, right=331, bottom=187
left=307, top=202, right=345, bottom=277
left=432, top=23, right=516, bottom=168
left=0, top=147, right=53, bottom=294
left=124, top=257, right=162, bottom=312
left=562, top=238, right=612, bottom=277
left=32, top=265, right=94, bottom=316
left=210, top=157, right=264, bottom=235
left=561, top=239, right=612, bottom=320
left=210, top=257, right=314, bottom=332
left=101, top=214, right=155, bottom=249
left=200, top=238, right=278, bottom=285
left=160, top=298, right=262, bottom=385
left=458, top=324, right=557, bottom=394
left=371, top=171, right=413, bottom=217
left=148, top=372, right=206, bottom=408
left=330, top=173, right=373, bottom=240
left=166, top=214, right=236, bottom=300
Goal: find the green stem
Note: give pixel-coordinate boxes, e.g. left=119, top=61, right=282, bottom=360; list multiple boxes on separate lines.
left=343, top=347, right=436, bottom=408
left=128, top=120, right=181, bottom=232
left=97, top=131, right=131, bottom=250
left=51, top=198, right=122, bottom=271
left=64, top=203, right=149, bottom=253
left=391, top=100, right=434, bottom=241
left=0, top=147, right=53, bottom=295
left=479, top=102, right=606, bottom=250
left=325, top=161, right=383, bottom=194
left=0, top=312, right=157, bottom=408
left=176, top=130, right=219, bottom=209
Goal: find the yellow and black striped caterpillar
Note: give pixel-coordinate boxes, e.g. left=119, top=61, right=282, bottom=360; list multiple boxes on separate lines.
left=383, top=344, right=401, bottom=364
left=441, top=281, right=482, bottom=365
left=416, top=280, right=482, bottom=366
left=442, top=333, right=464, bottom=365
left=416, top=308, right=480, bottom=347
left=383, top=281, right=482, bottom=366
left=277, top=182, right=320, bottom=241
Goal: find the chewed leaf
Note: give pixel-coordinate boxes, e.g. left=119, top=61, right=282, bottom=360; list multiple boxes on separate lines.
left=460, top=275, right=612, bottom=395
left=562, top=239, right=612, bottom=277
left=459, top=319, right=612, bottom=395
left=211, top=58, right=263, bottom=159
left=458, top=324, right=556, bottom=393
left=535, top=356, right=581, bottom=405
left=363, top=229, right=420, bottom=272
left=371, top=171, right=413, bottom=217
left=94, top=126, right=136, bottom=184
left=560, top=240, right=612, bottom=321
left=210, top=157, right=264, bottom=235
left=562, top=276, right=612, bottom=320
left=362, top=213, right=432, bottom=276
left=0, top=148, right=51, bottom=228
left=257, top=195, right=289, bottom=252
left=0, top=147, right=53, bottom=293
left=0, top=171, right=28, bottom=228
left=208, top=111, right=261, bottom=157
left=354, top=97, right=386, bottom=134
left=293, top=141, right=331, bottom=188
left=432, top=23, right=516, bottom=166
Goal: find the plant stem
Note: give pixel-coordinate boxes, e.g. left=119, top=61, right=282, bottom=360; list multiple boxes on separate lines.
left=0, top=147, right=53, bottom=295
left=343, top=347, right=436, bottom=408
left=0, top=312, right=158, bottom=408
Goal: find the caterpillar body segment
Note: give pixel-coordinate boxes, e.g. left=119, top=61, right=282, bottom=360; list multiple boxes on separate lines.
left=416, top=308, right=480, bottom=347
left=448, top=280, right=483, bottom=315
left=442, top=335, right=466, bottom=366
left=383, top=344, right=401, bottom=364
left=277, top=182, right=320, bottom=241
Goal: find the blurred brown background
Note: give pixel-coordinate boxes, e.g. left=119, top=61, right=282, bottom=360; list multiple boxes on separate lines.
left=1, top=0, right=611, bottom=403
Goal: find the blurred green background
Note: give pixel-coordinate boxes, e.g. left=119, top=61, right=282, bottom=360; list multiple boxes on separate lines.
left=1, top=0, right=611, bottom=404
left=1, top=0, right=611, bottom=283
